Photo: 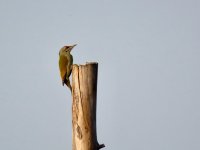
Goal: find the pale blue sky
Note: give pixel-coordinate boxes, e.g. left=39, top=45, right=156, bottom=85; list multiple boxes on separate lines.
left=0, top=0, right=200, bottom=150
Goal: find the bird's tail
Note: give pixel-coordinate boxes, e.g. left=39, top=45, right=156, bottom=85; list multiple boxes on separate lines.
left=64, top=78, right=72, bottom=93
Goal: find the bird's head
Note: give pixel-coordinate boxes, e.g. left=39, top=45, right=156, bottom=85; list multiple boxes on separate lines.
left=59, top=44, right=77, bottom=55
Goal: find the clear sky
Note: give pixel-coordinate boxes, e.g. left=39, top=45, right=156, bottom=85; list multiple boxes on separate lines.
left=0, top=0, right=200, bottom=150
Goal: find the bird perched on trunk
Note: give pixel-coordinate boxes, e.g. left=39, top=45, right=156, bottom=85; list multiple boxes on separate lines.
left=59, top=44, right=76, bottom=92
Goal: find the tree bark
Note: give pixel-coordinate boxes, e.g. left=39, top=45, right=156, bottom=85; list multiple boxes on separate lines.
left=71, top=62, right=105, bottom=150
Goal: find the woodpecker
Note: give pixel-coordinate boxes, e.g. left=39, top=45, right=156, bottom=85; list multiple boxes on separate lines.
left=59, top=44, right=76, bottom=92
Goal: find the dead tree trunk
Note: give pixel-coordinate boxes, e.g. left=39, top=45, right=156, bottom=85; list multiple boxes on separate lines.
left=71, top=62, right=105, bottom=150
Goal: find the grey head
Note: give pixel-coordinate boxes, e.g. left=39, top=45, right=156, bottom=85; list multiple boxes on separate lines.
left=59, top=44, right=77, bottom=55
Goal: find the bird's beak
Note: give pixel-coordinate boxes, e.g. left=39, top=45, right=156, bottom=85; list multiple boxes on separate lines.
left=69, top=44, right=77, bottom=52
left=72, top=44, right=77, bottom=47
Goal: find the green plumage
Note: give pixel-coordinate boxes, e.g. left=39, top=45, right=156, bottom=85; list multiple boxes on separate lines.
left=59, top=45, right=76, bottom=92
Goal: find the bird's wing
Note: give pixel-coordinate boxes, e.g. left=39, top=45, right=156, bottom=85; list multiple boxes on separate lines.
left=68, top=54, right=73, bottom=77
left=59, top=55, right=68, bottom=85
left=69, top=54, right=73, bottom=67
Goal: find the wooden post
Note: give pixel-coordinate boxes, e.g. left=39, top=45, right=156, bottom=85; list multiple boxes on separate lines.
left=71, top=62, right=105, bottom=150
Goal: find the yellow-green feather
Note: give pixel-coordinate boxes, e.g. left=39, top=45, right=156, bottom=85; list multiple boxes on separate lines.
left=59, top=52, right=73, bottom=86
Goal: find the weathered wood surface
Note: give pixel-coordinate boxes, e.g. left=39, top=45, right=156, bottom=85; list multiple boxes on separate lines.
left=72, top=63, right=105, bottom=150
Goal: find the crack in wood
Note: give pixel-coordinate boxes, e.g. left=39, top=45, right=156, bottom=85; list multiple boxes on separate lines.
left=76, top=124, right=82, bottom=139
